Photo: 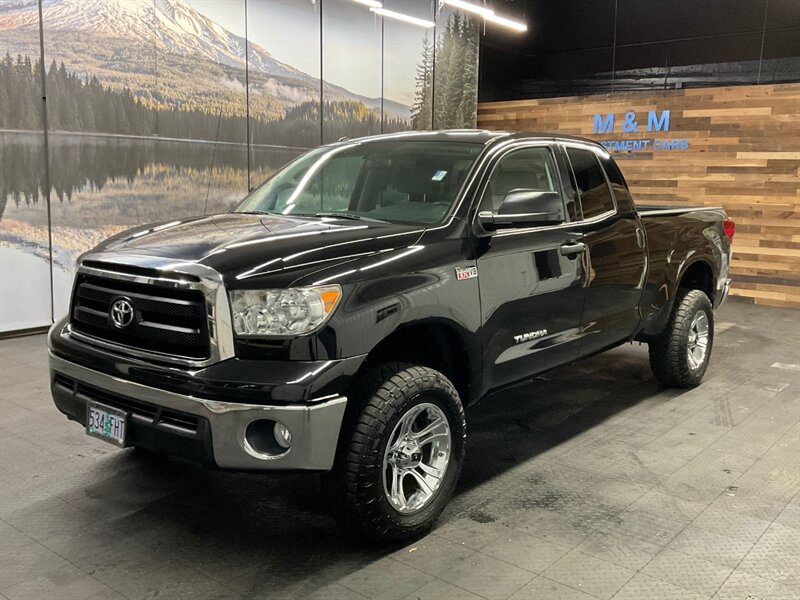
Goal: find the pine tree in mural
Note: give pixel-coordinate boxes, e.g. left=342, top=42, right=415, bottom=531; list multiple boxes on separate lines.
left=0, top=53, right=42, bottom=131
left=0, top=55, right=405, bottom=146
left=410, top=13, right=479, bottom=131
left=460, top=16, right=480, bottom=127
left=410, top=37, right=434, bottom=130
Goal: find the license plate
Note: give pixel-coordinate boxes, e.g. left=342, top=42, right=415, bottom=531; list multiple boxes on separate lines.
left=86, top=401, right=128, bottom=447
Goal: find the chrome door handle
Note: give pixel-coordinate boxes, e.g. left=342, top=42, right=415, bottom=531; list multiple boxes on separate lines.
left=560, top=242, right=587, bottom=256
left=635, top=227, right=645, bottom=248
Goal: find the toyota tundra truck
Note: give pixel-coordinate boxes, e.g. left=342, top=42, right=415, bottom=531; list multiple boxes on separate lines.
left=49, top=131, right=733, bottom=542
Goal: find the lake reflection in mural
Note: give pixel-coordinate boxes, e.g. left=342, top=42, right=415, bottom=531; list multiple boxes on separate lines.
left=0, top=131, right=301, bottom=325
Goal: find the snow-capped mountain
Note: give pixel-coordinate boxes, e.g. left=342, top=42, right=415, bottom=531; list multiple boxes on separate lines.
left=0, top=0, right=313, bottom=83
left=0, top=0, right=410, bottom=116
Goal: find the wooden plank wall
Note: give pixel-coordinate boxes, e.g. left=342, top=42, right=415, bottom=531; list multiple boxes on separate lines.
left=478, top=83, right=800, bottom=308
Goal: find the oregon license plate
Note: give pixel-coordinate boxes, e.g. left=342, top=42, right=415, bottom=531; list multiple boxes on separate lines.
left=86, top=401, right=128, bottom=447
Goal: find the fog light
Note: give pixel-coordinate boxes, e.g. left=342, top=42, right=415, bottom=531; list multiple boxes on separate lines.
left=274, top=422, right=292, bottom=449
left=244, top=419, right=290, bottom=456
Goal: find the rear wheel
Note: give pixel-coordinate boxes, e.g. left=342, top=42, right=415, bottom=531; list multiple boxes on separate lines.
left=325, top=364, right=466, bottom=543
left=649, top=289, right=714, bottom=388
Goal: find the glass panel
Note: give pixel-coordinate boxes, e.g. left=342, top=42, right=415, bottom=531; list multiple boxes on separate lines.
left=0, top=132, right=57, bottom=332
left=567, top=148, right=615, bottom=219
left=600, top=155, right=635, bottom=211
left=154, top=1, right=249, bottom=213
left=485, top=148, right=562, bottom=219
left=236, top=141, right=482, bottom=225
left=39, top=0, right=158, bottom=320
left=481, top=0, right=796, bottom=99
left=433, top=6, right=480, bottom=129
left=322, top=0, right=382, bottom=143
left=382, top=0, right=434, bottom=131
left=616, top=0, right=764, bottom=46
left=614, top=0, right=764, bottom=89
left=0, top=7, right=52, bottom=331
left=37, top=1, right=255, bottom=321
left=247, top=0, right=322, bottom=166
left=762, top=1, right=800, bottom=83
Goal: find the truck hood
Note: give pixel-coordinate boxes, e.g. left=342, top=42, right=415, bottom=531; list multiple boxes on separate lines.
left=92, top=213, right=426, bottom=284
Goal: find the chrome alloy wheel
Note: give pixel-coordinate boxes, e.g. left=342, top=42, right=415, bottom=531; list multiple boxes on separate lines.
left=687, top=311, right=710, bottom=370
left=383, top=403, right=451, bottom=514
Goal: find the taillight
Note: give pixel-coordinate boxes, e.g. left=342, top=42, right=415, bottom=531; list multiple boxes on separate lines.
left=723, top=218, right=735, bottom=241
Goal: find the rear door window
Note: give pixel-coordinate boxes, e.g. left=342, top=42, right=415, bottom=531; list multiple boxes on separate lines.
left=566, top=147, right=616, bottom=219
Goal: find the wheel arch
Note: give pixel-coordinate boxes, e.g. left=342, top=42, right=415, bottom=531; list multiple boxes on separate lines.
left=637, top=256, right=717, bottom=340
left=677, top=259, right=716, bottom=304
left=358, top=318, right=481, bottom=405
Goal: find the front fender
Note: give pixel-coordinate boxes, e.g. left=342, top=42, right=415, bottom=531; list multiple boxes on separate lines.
left=291, top=235, right=484, bottom=401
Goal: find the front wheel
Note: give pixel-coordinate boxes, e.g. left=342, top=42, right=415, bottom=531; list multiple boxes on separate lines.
left=649, top=289, right=714, bottom=388
left=326, top=364, right=466, bottom=543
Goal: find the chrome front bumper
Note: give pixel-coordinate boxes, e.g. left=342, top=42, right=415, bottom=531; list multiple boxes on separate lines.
left=49, top=352, right=347, bottom=471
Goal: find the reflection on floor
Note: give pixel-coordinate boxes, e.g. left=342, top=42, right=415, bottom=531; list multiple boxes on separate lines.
left=1, top=301, right=798, bottom=600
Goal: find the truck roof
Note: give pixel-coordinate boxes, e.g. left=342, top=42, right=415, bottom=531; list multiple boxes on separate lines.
left=339, top=129, right=606, bottom=149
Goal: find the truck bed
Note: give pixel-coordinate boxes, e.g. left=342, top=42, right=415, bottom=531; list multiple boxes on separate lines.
left=635, top=203, right=730, bottom=336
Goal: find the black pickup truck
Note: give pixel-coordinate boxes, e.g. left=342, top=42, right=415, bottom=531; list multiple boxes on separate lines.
left=49, top=131, right=733, bottom=541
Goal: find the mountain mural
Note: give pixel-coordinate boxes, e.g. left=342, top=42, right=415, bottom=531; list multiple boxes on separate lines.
left=0, top=0, right=410, bottom=123
left=0, top=0, right=480, bottom=332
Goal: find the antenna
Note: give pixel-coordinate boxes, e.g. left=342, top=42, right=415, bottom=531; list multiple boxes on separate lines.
left=203, top=106, right=224, bottom=215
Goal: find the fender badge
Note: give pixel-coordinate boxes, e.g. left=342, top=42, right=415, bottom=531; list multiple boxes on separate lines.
left=455, top=266, right=478, bottom=281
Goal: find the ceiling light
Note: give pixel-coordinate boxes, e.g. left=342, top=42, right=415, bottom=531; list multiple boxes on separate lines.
left=441, top=0, right=494, bottom=17
left=440, top=0, right=528, bottom=32
left=370, top=7, right=435, bottom=28
left=352, top=0, right=382, bottom=7
left=484, top=12, right=528, bottom=32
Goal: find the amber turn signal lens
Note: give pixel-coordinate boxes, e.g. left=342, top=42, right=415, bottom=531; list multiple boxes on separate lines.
left=320, top=289, right=342, bottom=314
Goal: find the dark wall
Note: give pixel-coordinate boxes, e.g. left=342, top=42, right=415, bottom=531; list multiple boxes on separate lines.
left=479, top=0, right=800, bottom=101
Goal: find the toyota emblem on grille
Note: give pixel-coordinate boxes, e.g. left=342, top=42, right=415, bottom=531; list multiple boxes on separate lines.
left=110, top=298, right=135, bottom=328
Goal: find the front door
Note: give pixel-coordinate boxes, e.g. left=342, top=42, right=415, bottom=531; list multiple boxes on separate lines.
left=475, top=144, right=587, bottom=392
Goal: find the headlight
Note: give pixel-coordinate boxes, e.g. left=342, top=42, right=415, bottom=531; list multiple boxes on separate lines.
left=230, top=285, right=342, bottom=336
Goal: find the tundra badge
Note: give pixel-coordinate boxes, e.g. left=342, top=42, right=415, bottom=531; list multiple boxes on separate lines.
left=514, top=329, right=548, bottom=344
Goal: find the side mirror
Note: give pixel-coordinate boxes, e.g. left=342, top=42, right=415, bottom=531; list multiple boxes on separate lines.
left=476, top=190, right=564, bottom=235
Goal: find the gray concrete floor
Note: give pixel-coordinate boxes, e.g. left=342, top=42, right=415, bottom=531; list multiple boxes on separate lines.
left=1, top=301, right=799, bottom=600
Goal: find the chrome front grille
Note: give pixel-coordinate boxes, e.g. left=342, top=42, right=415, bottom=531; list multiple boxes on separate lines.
left=65, top=256, right=235, bottom=367
left=71, top=273, right=210, bottom=360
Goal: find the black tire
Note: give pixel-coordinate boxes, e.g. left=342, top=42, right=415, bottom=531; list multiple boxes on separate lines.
left=649, top=289, right=714, bottom=388
left=325, top=363, right=466, bottom=543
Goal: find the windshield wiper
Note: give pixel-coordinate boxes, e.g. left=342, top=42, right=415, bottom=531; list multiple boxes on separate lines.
left=313, top=212, right=388, bottom=224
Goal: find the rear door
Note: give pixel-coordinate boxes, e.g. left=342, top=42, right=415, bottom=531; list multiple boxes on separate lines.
left=475, top=143, right=587, bottom=391
left=562, top=144, right=647, bottom=357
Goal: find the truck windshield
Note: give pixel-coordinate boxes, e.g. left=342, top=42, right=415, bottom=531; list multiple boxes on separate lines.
left=234, top=141, right=483, bottom=225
